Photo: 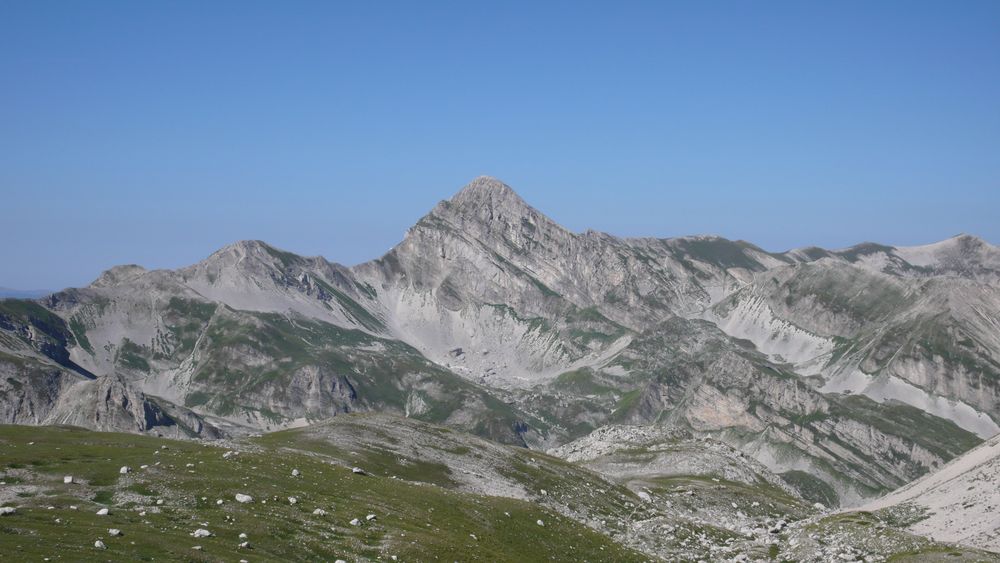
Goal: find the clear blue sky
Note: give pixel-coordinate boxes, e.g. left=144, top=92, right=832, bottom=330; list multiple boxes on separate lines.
left=2, top=1, right=998, bottom=289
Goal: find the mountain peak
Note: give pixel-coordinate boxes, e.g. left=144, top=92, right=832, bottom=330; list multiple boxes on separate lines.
left=950, top=233, right=987, bottom=246
left=201, top=239, right=306, bottom=269
left=450, top=176, right=523, bottom=207
left=422, top=176, right=550, bottom=228
left=90, top=264, right=147, bottom=288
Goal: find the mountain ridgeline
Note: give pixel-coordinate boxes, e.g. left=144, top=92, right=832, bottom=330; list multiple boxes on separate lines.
left=3, top=176, right=1000, bottom=509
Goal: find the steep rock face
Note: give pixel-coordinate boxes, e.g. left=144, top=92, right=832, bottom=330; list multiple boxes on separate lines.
left=706, top=259, right=1000, bottom=438
left=0, top=299, right=202, bottom=438
left=36, top=286, right=543, bottom=445
left=556, top=317, right=980, bottom=506
left=352, top=177, right=785, bottom=389
left=352, top=178, right=637, bottom=386
left=0, top=357, right=72, bottom=425
left=176, top=240, right=383, bottom=331
left=45, top=373, right=177, bottom=436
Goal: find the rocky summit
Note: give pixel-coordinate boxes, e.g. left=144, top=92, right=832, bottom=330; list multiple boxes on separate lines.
left=2, top=177, right=1000, bottom=561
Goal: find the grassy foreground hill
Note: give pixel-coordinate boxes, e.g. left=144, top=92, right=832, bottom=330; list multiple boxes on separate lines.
left=2, top=416, right=998, bottom=562
left=0, top=423, right=647, bottom=562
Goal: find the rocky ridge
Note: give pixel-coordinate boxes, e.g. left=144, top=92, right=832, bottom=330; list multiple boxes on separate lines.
left=2, top=176, right=999, bottom=511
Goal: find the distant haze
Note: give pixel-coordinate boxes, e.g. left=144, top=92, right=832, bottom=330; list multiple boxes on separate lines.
left=2, top=2, right=998, bottom=289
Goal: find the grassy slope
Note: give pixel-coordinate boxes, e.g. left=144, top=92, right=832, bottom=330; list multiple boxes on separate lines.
left=255, top=415, right=647, bottom=535
left=0, top=425, right=648, bottom=562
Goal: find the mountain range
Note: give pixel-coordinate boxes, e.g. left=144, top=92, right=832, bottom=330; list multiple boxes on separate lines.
left=3, top=176, right=999, bottom=517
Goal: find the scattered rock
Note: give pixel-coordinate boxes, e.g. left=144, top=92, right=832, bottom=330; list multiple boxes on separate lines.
left=536, top=519, right=545, bottom=527
left=350, top=518, right=361, bottom=526
left=119, top=466, right=131, bottom=474
left=0, top=507, right=16, bottom=516
left=288, top=496, right=297, bottom=505
left=292, top=468, right=300, bottom=476
left=63, top=475, right=73, bottom=484
left=94, top=540, right=106, bottom=550
left=108, top=528, right=122, bottom=537
left=96, top=508, right=110, bottom=516
left=191, top=529, right=212, bottom=538
left=351, top=467, right=366, bottom=475
left=235, top=493, right=253, bottom=504
left=239, top=532, right=248, bottom=539
left=366, top=513, right=376, bottom=521
left=313, top=508, right=327, bottom=516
